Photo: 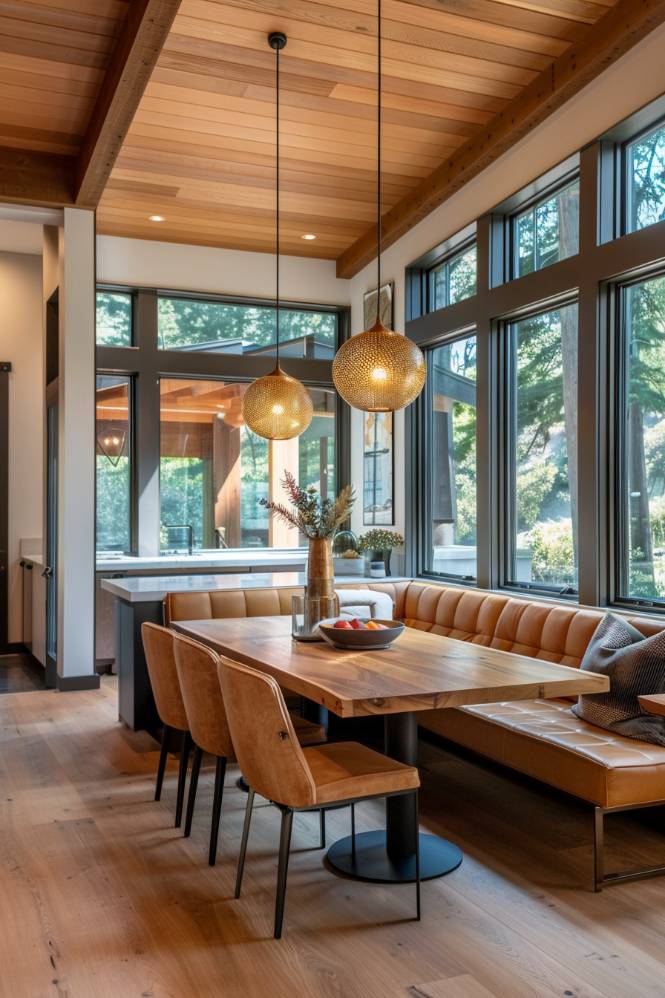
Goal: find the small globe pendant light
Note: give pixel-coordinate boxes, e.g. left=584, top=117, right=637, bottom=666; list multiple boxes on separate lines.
left=332, top=0, right=426, bottom=413
left=242, top=32, right=313, bottom=440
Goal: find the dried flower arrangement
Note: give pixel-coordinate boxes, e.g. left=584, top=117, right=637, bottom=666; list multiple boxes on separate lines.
left=259, top=470, right=355, bottom=540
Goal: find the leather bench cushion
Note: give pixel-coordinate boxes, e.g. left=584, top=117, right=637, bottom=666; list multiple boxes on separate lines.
left=419, top=699, right=665, bottom=808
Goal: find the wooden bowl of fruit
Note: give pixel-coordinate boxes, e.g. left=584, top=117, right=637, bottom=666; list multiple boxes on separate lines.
left=318, top=616, right=405, bottom=651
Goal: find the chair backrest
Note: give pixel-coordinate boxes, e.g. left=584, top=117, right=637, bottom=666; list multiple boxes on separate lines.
left=217, top=656, right=316, bottom=808
left=141, top=622, right=189, bottom=732
left=173, top=633, right=234, bottom=760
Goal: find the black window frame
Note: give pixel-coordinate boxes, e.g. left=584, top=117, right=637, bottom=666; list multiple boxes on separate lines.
left=424, top=238, right=478, bottom=314
left=508, top=174, right=581, bottom=281
left=95, top=286, right=350, bottom=557
left=417, top=327, right=479, bottom=586
left=499, top=297, right=580, bottom=600
left=611, top=265, right=665, bottom=611
left=95, top=371, right=137, bottom=556
left=404, top=91, right=665, bottom=617
left=622, top=114, right=665, bottom=237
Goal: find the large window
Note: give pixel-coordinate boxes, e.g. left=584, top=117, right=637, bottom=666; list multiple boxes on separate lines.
left=159, top=379, right=336, bottom=552
left=512, top=179, right=579, bottom=278
left=427, top=244, right=476, bottom=312
left=96, top=291, right=132, bottom=346
left=425, top=334, right=477, bottom=579
left=158, top=297, right=337, bottom=358
left=96, top=375, right=132, bottom=553
left=618, top=274, right=665, bottom=602
left=506, top=304, right=578, bottom=592
left=626, top=121, right=665, bottom=233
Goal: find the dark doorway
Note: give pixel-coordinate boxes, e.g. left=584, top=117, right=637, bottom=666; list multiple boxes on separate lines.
left=0, top=361, right=9, bottom=654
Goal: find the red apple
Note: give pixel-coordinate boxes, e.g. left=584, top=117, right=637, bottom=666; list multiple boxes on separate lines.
left=334, top=620, right=352, bottom=629
left=350, top=618, right=365, bottom=630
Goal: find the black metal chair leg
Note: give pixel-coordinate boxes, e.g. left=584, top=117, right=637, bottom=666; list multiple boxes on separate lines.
left=235, top=788, right=255, bottom=899
left=209, top=756, right=227, bottom=866
left=351, top=803, right=356, bottom=863
left=155, top=724, right=170, bottom=802
left=594, top=806, right=604, bottom=892
left=184, top=744, right=202, bottom=837
left=274, top=808, right=294, bottom=939
left=175, top=731, right=191, bottom=828
left=319, top=808, right=326, bottom=849
left=414, top=793, right=421, bottom=921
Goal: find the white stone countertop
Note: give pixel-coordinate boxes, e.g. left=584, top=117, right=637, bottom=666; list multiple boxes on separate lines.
left=101, top=572, right=409, bottom=603
left=96, top=548, right=308, bottom=572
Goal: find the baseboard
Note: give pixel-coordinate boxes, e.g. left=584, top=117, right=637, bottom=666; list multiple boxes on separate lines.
left=56, top=674, right=101, bottom=692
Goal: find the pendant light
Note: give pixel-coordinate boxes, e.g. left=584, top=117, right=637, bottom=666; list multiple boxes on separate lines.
left=242, top=32, right=313, bottom=440
left=332, top=0, right=426, bottom=413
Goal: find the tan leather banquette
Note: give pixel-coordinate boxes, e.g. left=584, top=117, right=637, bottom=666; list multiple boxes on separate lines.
left=166, top=580, right=665, bottom=887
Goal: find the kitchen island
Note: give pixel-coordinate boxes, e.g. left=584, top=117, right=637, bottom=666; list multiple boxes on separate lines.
left=103, top=571, right=406, bottom=734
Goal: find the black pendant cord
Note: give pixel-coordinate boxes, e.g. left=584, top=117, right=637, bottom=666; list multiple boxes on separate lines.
left=376, top=0, right=382, bottom=325
left=275, top=36, right=281, bottom=368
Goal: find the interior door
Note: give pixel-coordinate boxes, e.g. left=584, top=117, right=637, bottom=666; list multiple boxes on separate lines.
left=0, top=362, right=10, bottom=653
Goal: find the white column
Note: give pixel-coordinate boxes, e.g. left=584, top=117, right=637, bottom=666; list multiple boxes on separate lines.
left=57, top=207, right=96, bottom=682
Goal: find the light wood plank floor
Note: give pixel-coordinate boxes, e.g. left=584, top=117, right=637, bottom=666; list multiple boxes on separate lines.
left=2, top=680, right=665, bottom=998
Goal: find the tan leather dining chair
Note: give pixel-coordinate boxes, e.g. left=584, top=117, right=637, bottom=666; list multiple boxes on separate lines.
left=172, top=633, right=328, bottom=865
left=218, top=656, right=421, bottom=939
left=173, top=633, right=235, bottom=866
left=141, top=622, right=192, bottom=828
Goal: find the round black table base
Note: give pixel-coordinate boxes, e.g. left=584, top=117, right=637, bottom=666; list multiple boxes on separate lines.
left=326, top=830, right=463, bottom=883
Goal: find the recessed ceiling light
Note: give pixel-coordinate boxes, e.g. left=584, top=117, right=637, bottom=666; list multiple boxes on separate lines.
left=301, top=233, right=316, bottom=240
left=149, top=214, right=165, bottom=222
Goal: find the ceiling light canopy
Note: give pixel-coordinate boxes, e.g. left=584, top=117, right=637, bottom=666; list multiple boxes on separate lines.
left=301, top=233, right=317, bottom=240
left=242, top=32, right=313, bottom=441
left=148, top=214, right=165, bottom=222
left=331, top=0, right=425, bottom=414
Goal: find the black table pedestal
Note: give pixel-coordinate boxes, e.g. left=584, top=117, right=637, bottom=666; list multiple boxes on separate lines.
left=325, top=712, right=463, bottom=883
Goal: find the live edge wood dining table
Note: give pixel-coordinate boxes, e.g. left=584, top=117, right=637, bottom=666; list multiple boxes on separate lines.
left=171, top=616, right=609, bottom=884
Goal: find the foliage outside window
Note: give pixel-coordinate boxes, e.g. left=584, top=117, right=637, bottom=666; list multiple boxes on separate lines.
left=159, top=378, right=336, bottom=552
left=96, top=292, right=132, bottom=346
left=426, top=334, right=477, bottom=579
left=157, top=297, right=337, bottom=359
left=626, top=122, right=665, bottom=232
left=619, top=274, right=665, bottom=601
left=96, top=375, right=131, bottom=553
left=507, top=304, right=578, bottom=592
left=513, top=180, right=579, bottom=278
left=428, top=245, right=477, bottom=312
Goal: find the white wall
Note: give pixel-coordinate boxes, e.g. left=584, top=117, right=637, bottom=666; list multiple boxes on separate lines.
left=0, top=250, right=43, bottom=643
left=57, top=209, right=96, bottom=681
left=348, top=21, right=665, bottom=545
left=97, top=235, right=351, bottom=306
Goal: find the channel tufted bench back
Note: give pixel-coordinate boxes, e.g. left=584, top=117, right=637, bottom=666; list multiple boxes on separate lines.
left=395, top=582, right=665, bottom=667
left=165, top=579, right=665, bottom=666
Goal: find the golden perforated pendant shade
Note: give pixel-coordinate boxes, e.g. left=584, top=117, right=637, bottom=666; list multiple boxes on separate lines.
left=331, top=0, right=426, bottom=414
left=242, top=364, right=314, bottom=440
left=241, top=31, right=313, bottom=441
left=332, top=319, right=426, bottom=412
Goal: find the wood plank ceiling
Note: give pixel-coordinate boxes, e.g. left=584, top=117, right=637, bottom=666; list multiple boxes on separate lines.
left=95, top=0, right=623, bottom=263
left=0, top=0, right=131, bottom=158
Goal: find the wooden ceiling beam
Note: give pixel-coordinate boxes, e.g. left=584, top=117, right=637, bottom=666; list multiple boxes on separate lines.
left=336, top=0, right=665, bottom=279
left=75, top=0, right=182, bottom=207
left=0, top=146, right=75, bottom=208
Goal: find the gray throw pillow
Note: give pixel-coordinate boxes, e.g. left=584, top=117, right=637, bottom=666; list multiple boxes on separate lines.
left=572, top=613, right=665, bottom=746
